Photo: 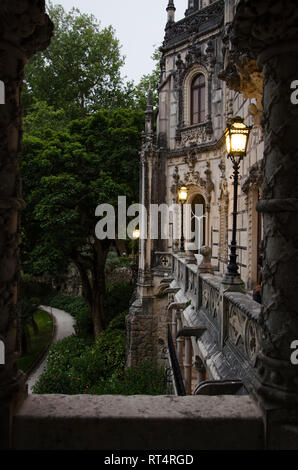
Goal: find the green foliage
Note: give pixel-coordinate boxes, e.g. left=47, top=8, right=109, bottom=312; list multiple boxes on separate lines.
left=105, top=252, right=131, bottom=273
left=33, top=314, right=125, bottom=394
left=21, top=108, right=143, bottom=278
left=49, top=294, right=93, bottom=339
left=33, top=328, right=170, bottom=396
left=132, top=47, right=161, bottom=112
left=90, top=360, right=171, bottom=396
left=23, top=100, right=68, bottom=137
left=104, top=282, right=134, bottom=324
left=32, top=335, right=91, bottom=394
left=18, top=310, right=53, bottom=372
left=23, top=2, right=126, bottom=118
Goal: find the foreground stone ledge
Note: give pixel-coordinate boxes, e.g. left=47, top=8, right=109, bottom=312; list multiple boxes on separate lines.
left=12, top=394, right=264, bottom=450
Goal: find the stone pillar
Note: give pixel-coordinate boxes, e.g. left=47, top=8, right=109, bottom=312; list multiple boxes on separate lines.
left=126, top=91, right=157, bottom=367
left=0, top=1, right=53, bottom=449
left=231, top=0, right=298, bottom=410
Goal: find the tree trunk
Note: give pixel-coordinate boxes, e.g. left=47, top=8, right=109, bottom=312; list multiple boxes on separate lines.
left=73, top=239, right=110, bottom=340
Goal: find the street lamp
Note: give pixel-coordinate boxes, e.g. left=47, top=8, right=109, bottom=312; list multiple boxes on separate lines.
left=224, top=117, right=251, bottom=284
left=178, top=186, right=188, bottom=252
left=132, top=228, right=140, bottom=240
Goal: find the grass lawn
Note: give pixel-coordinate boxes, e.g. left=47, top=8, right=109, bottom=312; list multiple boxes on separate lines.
left=18, top=309, right=53, bottom=373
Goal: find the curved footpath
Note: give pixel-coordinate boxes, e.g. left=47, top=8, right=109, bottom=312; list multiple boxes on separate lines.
left=26, top=306, right=76, bottom=393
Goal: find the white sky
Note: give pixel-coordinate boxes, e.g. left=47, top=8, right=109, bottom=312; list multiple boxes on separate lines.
left=50, top=0, right=186, bottom=83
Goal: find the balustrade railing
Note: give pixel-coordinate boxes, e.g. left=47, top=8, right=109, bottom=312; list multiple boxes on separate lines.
left=159, top=252, right=262, bottom=395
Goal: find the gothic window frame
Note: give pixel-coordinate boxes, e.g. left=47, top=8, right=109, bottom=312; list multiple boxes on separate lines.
left=183, top=65, right=208, bottom=128
left=190, top=74, right=206, bottom=125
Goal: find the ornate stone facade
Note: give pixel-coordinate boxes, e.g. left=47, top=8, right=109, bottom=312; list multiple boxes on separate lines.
left=127, top=0, right=266, bottom=371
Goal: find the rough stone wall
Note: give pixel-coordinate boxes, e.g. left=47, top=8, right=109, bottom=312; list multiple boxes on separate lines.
left=0, top=0, right=53, bottom=449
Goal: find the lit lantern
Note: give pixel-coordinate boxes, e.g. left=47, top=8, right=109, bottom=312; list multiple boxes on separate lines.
left=224, top=117, right=251, bottom=164
left=132, top=228, right=140, bottom=240
left=178, top=186, right=188, bottom=203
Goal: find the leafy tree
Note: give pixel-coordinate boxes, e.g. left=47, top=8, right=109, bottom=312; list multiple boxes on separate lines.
left=21, top=109, right=143, bottom=338
left=23, top=2, right=126, bottom=118
left=132, top=47, right=161, bottom=111
left=23, top=99, right=68, bottom=137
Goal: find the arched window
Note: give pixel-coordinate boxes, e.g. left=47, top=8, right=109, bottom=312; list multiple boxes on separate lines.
left=191, top=74, right=206, bottom=125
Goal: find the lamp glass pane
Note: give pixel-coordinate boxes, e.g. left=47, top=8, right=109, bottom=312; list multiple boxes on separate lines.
left=178, top=188, right=188, bottom=202
left=230, top=132, right=247, bottom=153
left=133, top=229, right=140, bottom=239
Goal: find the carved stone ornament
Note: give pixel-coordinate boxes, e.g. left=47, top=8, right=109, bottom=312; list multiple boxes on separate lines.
left=180, top=124, right=213, bottom=148
left=162, top=0, right=224, bottom=51
left=226, top=0, right=298, bottom=406
left=242, top=160, right=264, bottom=197
left=179, top=162, right=214, bottom=211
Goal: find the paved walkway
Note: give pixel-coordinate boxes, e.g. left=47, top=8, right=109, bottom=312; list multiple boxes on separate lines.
left=26, top=306, right=76, bottom=393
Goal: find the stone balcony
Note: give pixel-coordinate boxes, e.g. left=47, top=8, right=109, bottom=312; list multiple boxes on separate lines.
left=154, top=252, right=262, bottom=397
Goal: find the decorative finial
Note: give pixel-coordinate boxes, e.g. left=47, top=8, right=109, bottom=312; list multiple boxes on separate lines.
left=166, top=0, right=176, bottom=24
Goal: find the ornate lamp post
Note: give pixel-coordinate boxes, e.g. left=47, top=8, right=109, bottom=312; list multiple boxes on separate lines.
left=223, top=117, right=251, bottom=287
left=178, top=186, right=188, bottom=252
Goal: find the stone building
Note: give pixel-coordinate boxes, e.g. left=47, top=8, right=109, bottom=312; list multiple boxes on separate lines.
left=1, top=0, right=298, bottom=451
left=127, top=0, right=264, bottom=373
left=127, top=0, right=298, bottom=440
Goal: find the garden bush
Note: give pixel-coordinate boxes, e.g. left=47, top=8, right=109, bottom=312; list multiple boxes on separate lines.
left=90, top=360, right=171, bottom=396
left=33, top=313, right=126, bottom=394
left=104, top=282, right=134, bottom=324
left=49, top=294, right=93, bottom=338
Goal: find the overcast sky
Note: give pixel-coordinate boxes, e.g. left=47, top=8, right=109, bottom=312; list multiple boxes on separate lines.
left=51, top=0, right=186, bottom=83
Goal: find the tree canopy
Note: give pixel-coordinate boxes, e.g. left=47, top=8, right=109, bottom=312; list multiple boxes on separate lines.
left=21, top=109, right=144, bottom=337
left=23, top=2, right=126, bottom=118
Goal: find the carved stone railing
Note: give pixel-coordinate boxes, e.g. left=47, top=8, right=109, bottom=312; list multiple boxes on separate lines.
left=160, top=252, right=262, bottom=396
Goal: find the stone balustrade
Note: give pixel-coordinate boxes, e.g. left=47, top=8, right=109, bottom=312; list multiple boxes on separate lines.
left=163, top=253, right=262, bottom=396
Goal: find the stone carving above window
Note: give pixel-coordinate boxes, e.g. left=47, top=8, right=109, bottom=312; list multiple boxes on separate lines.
left=180, top=123, right=213, bottom=148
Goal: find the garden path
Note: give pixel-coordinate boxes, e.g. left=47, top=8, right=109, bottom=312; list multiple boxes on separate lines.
left=26, top=306, right=75, bottom=393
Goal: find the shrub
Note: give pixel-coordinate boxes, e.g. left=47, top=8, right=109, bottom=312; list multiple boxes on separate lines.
left=104, top=282, right=134, bottom=324
left=33, top=319, right=125, bottom=394
left=71, top=328, right=125, bottom=384
left=33, top=335, right=91, bottom=394
left=49, top=294, right=93, bottom=338
left=90, top=360, right=171, bottom=396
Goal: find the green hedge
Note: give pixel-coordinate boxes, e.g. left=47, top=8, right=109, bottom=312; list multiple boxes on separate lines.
left=33, top=309, right=170, bottom=396
left=49, top=294, right=93, bottom=339
left=33, top=312, right=125, bottom=394
left=49, top=281, right=133, bottom=336
left=18, top=309, right=53, bottom=373
left=32, top=335, right=92, bottom=394
left=90, top=360, right=171, bottom=396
